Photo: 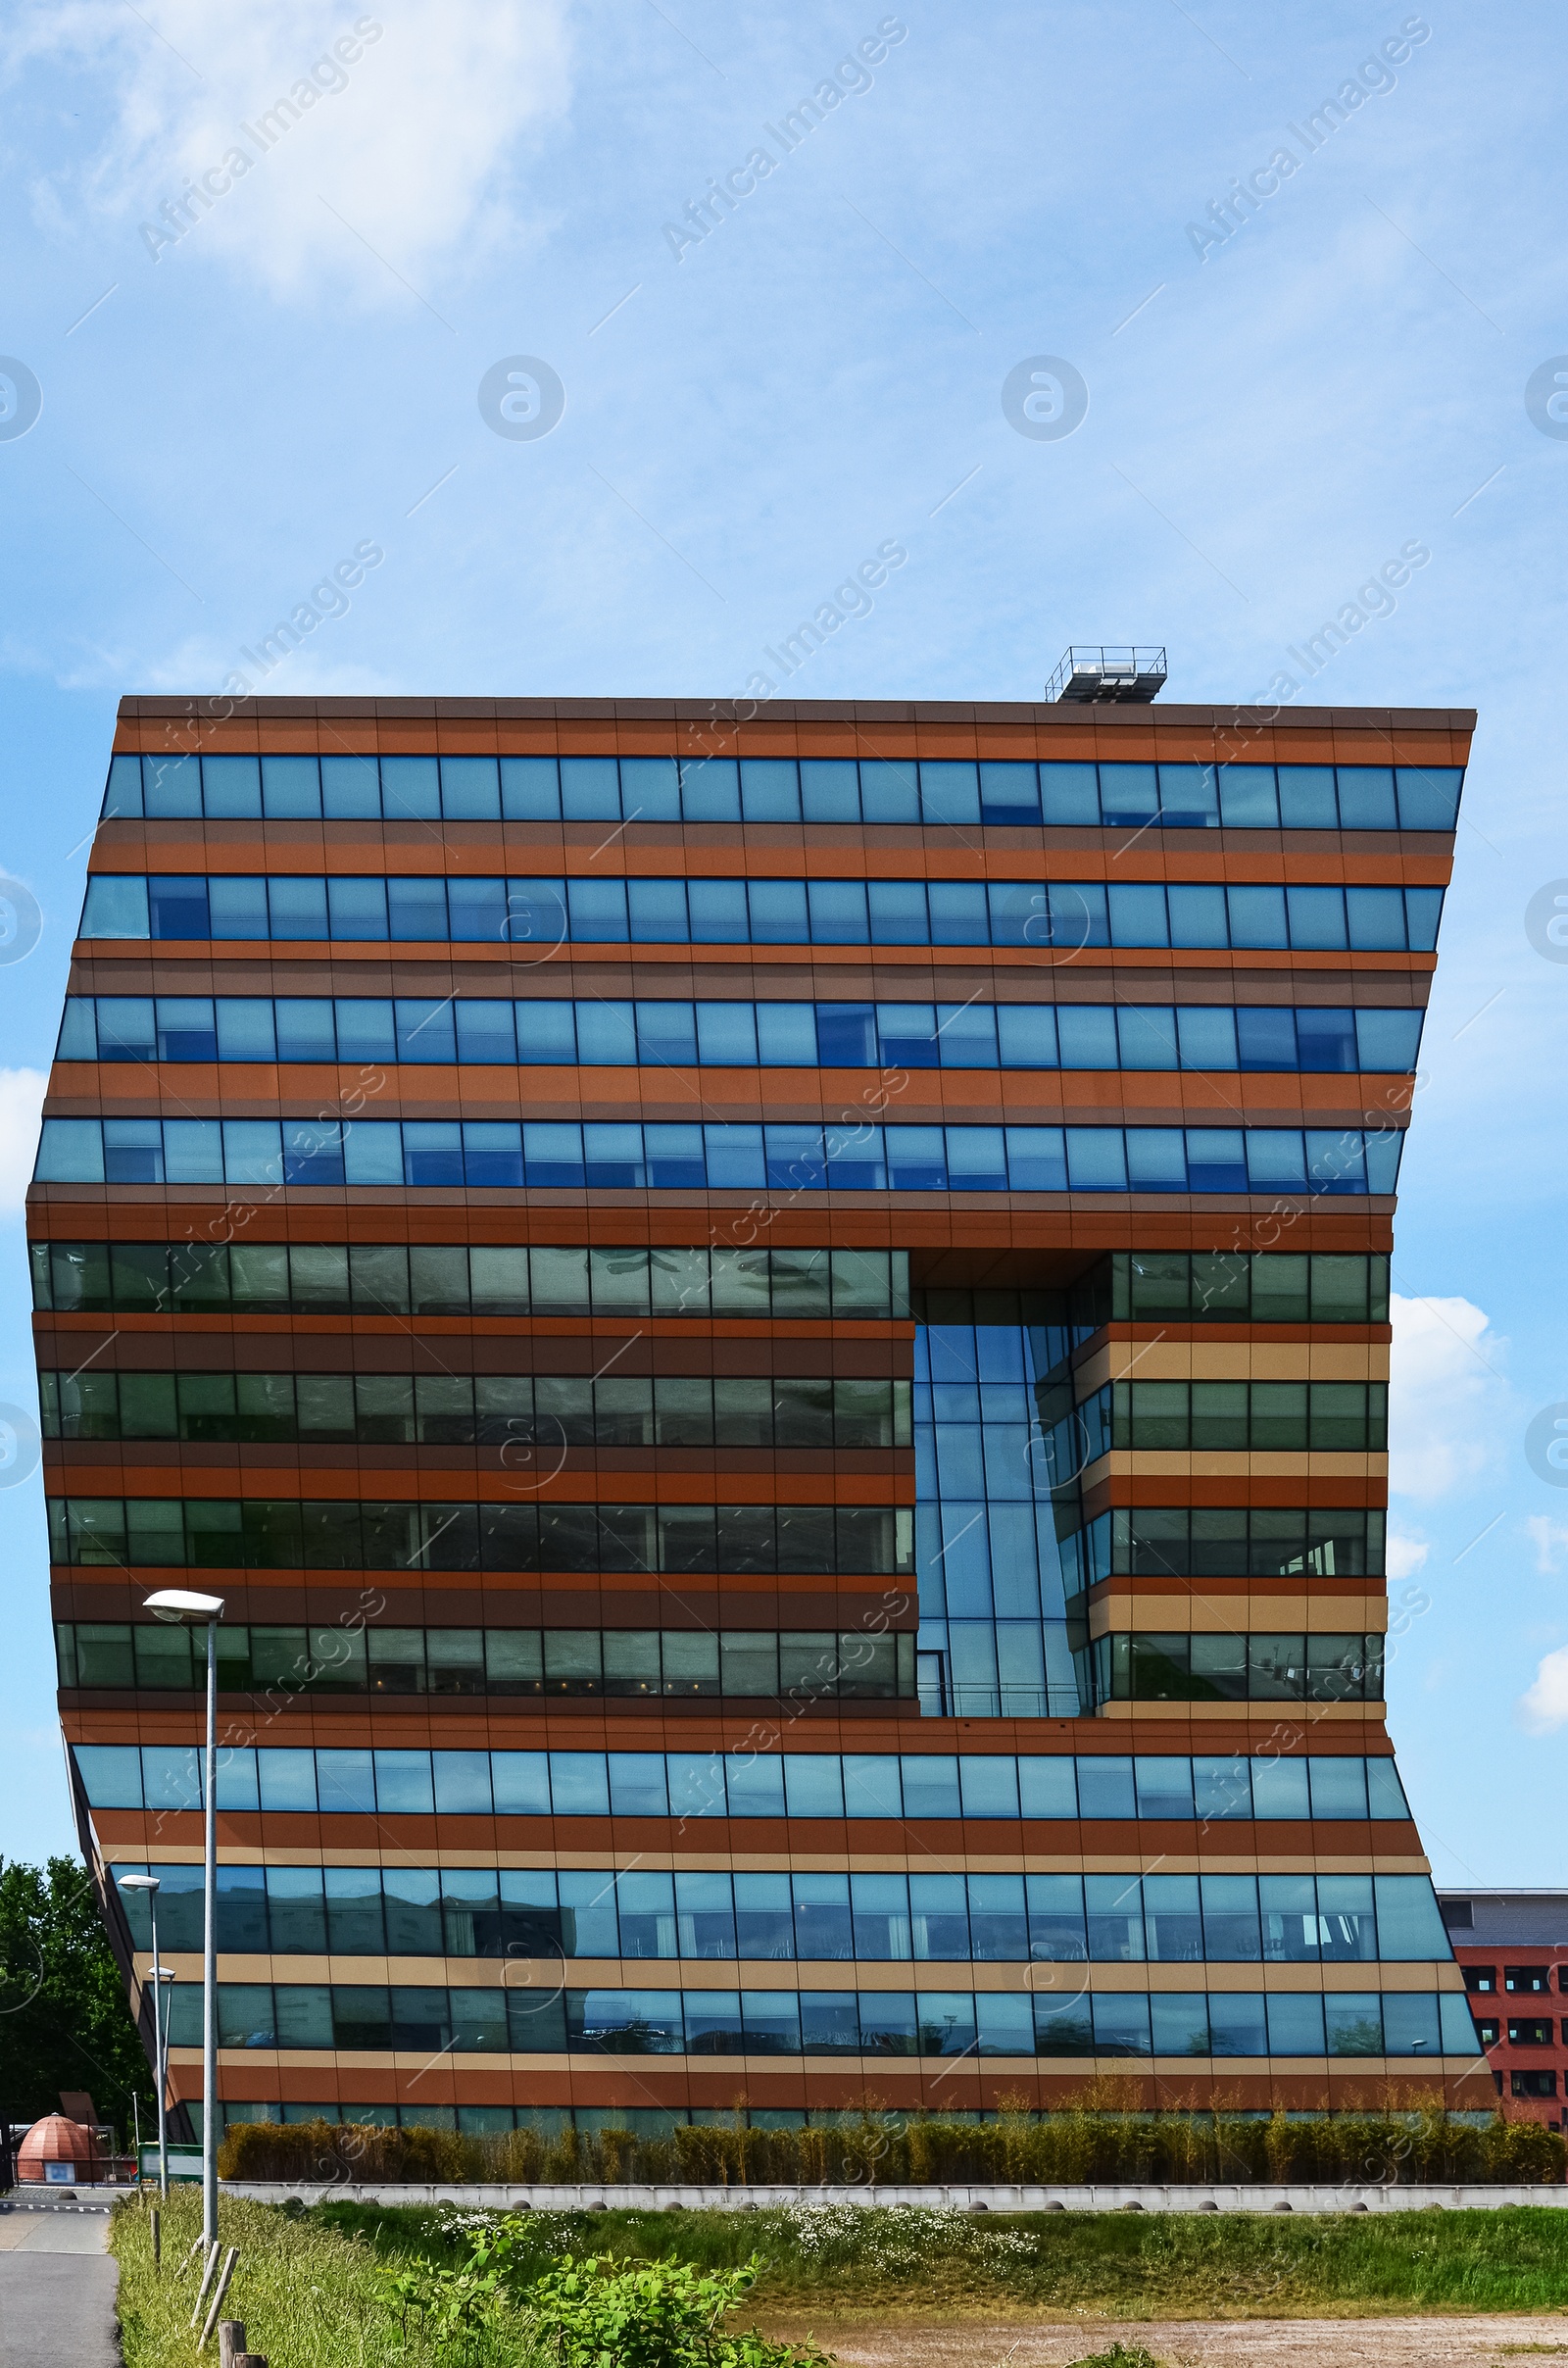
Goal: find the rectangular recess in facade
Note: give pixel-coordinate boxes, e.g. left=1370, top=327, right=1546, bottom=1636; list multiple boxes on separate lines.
left=33, top=692, right=1490, bottom=2141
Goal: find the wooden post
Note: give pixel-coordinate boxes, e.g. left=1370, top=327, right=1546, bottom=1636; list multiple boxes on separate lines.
left=150, top=2206, right=161, bottom=2271
left=190, top=2242, right=221, bottom=2325
left=218, top=2322, right=246, bottom=2368
left=197, top=2249, right=239, bottom=2351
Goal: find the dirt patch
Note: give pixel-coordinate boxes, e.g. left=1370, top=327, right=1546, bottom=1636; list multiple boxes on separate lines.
left=757, top=2316, right=1568, bottom=2368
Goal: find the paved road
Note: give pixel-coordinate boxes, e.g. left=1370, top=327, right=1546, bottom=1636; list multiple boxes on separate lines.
left=0, top=2203, right=118, bottom=2367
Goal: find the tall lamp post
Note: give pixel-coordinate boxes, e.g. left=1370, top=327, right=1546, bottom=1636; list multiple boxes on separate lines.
left=116, top=1873, right=170, bottom=2195
left=143, top=1590, right=225, bottom=2249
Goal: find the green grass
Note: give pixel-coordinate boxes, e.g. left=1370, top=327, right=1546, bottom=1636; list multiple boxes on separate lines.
left=110, top=2191, right=537, bottom=2368
left=309, top=2196, right=1568, bottom=2323
left=111, top=2192, right=1568, bottom=2360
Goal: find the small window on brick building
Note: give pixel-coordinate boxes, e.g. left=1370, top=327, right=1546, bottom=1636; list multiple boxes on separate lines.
left=1511, top=2068, right=1557, bottom=2098
left=1464, top=1965, right=1496, bottom=1994
left=1508, top=2018, right=1554, bottom=2047
left=1504, top=1966, right=1549, bottom=1994
left=1474, top=2017, right=1500, bottom=2046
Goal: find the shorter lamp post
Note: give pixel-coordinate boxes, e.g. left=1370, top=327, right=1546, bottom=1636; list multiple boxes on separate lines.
left=142, top=1590, right=225, bottom=2249
left=150, top=1965, right=176, bottom=2185
left=117, top=1874, right=170, bottom=2196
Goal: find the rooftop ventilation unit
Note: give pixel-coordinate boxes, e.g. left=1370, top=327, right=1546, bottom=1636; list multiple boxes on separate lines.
left=1046, top=645, right=1167, bottom=704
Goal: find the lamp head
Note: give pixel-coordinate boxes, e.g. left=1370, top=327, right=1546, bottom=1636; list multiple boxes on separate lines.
left=149, top=1964, right=176, bottom=1984
left=118, top=1874, right=160, bottom=1895
left=143, top=1589, right=225, bottom=1625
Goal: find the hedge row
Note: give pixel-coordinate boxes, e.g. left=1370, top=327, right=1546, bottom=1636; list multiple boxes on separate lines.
left=218, top=2102, right=1567, bottom=2189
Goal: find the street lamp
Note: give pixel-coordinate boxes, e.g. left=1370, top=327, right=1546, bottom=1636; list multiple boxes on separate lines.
left=116, top=1875, right=172, bottom=2196
left=150, top=1964, right=176, bottom=2187
left=143, top=1589, right=225, bottom=2249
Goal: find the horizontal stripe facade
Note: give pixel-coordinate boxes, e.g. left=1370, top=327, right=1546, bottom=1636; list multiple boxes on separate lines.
left=40, top=1367, right=914, bottom=1450
left=57, top=994, right=1425, bottom=1076
left=49, top=1496, right=911, bottom=1574
left=78, top=870, right=1445, bottom=953
left=118, top=1860, right=1448, bottom=1966
left=30, top=1239, right=909, bottom=1319
left=155, top=1980, right=1476, bottom=2060
left=102, top=749, right=1465, bottom=833
left=33, top=1117, right=1406, bottom=1195
left=74, top=1744, right=1412, bottom=1822
left=58, top=1622, right=916, bottom=1701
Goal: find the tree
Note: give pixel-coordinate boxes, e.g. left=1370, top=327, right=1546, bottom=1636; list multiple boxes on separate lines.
left=0, top=1856, right=154, bottom=2138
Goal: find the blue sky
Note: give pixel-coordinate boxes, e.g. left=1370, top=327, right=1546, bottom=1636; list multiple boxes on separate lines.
left=0, top=0, right=1562, bottom=1883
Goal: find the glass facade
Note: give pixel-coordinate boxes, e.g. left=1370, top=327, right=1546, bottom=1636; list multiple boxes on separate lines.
left=39, top=1368, right=913, bottom=1450
left=117, top=1859, right=1447, bottom=1964
left=78, top=868, right=1446, bottom=952
left=56, top=993, right=1425, bottom=1075
left=74, top=1743, right=1414, bottom=1821
left=33, top=1116, right=1407, bottom=1196
left=40, top=700, right=1473, bottom=2132
left=148, top=1981, right=1475, bottom=2061
left=101, top=748, right=1464, bottom=832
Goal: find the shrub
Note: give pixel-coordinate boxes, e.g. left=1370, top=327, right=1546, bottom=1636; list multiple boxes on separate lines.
left=524, top=2253, right=832, bottom=2368
left=383, top=2223, right=834, bottom=2368
left=218, top=2098, right=1566, bottom=2190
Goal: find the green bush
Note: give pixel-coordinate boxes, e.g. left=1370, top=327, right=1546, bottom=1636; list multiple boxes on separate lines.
left=382, top=2220, right=832, bottom=2368
left=519, top=2251, right=829, bottom=2368
left=218, top=2098, right=1567, bottom=2189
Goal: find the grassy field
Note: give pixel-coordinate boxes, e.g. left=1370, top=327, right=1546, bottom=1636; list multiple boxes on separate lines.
left=111, top=2192, right=536, bottom=2368
left=311, top=2196, right=1568, bottom=2323
left=111, top=2191, right=1568, bottom=2366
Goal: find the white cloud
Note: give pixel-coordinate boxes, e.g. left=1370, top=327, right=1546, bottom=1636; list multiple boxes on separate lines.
left=1525, top=1515, right=1568, bottom=1575
left=1387, top=1532, right=1430, bottom=1583
left=11, top=2, right=572, bottom=298
left=1388, top=1292, right=1507, bottom=1502
left=0, top=1070, right=47, bottom=1219
left=1519, top=1644, right=1568, bottom=1733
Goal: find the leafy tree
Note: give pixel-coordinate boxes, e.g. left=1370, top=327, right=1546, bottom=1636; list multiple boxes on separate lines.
left=0, top=1856, right=153, bottom=2138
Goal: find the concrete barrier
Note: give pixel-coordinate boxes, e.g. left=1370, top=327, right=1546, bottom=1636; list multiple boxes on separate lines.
left=220, top=2179, right=1568, bottom=2213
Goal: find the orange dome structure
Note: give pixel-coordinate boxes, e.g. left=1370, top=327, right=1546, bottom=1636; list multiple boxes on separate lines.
left=16, top=2114, right=105, bottom=2185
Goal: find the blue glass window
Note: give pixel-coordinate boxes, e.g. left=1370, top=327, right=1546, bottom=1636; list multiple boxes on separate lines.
left=748, top=881, right=809, bottom=943
left=1040, top=763, right=1099, bottom=824
left=261, top=755, right=320, bottom=818
left=561, top=757, right=620, bottom=820
left=978, top=763, right=1040, bottom=823
left=740, top=759, right=801, bottom=821
left=327, top=878, right=388, bottom=939
left=501, top=758, right=561, bottom=819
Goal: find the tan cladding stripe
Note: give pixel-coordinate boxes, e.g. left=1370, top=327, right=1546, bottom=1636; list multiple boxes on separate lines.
left=1080, top=1340, right=1389, bottom=1387
left=152, top=1954, right=1460, bottom=1997
left=110, top=696, right=1474, bottom=763
left=89, top=831, right=1454, bottom=893
left=97, top=1846, right=1428, bottom=1876
left=1085, top=1452, right=1387, bottom=1483
left=1093, top=1706, right=1385, bottom=1729
left=1087, top=1591, right=1384, bottom=1636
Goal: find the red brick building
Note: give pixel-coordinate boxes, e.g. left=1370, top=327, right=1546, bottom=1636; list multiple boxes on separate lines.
left=1440, top=1890, right=1568, bottom=2128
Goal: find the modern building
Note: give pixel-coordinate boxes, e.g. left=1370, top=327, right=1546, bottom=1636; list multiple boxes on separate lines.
left=34, top=690, right=1488, bottom=2143
left=1440, top=1890, right=1568, bottom=2127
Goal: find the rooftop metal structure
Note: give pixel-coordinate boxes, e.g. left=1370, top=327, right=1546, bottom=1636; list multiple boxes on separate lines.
left=1046, top=645, right=1168, bottom=704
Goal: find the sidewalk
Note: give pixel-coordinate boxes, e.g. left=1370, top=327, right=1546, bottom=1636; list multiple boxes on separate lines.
left=0, top=2201, right=118, bottom=2367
